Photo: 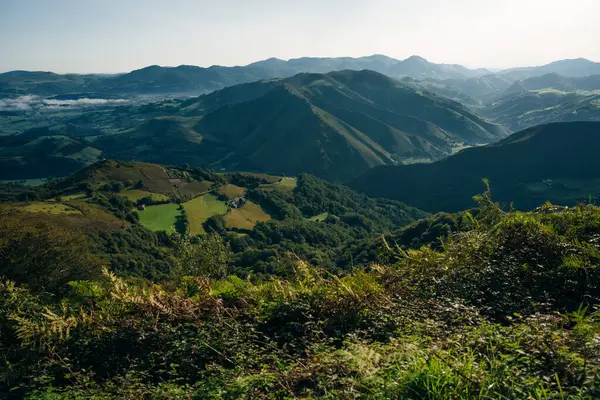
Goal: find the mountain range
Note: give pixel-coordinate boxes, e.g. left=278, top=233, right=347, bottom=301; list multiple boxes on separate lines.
left=2, top=55, right=600, bottom=186
left=2, top=55, right=599, bottom=98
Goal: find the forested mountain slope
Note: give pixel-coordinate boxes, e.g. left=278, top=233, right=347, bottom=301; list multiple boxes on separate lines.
left=181, top=69, right=505, bottom=181
left=350, top=121, right=600, bottom=211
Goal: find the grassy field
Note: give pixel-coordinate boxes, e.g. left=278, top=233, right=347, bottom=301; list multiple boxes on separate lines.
left=119, top=189, right=170, bottom=203
left=308, top=212, right=329, bottom=222
left=85, top=161, right=216, bottom=199
left=61, top=192, right=88, bottom=201
left=155, top=115, right=203, bottom=127
left=259, top=177, right=298, bottom=193
left=182, top=194, right=228, bottom=235
left=402, top=157, right=432, bottom=165
left=20, top=202, right=83, bottom=215
left=177, top=180, right=213, bottom=197
left=451, top=143, right=474, bottom=154
left=87, top=161, right=177, bottom=194
left=67, top=200, right=127, bottom=224
left=137, top=203, right=184, bottom=233
left=245, top=173, right=281, bottom=184
left=68, top=146, right=103, bottom=164
left=218, top=184, right=246, bottom=199
left=2, top=201, right=125, bottom=235
left=224, top=201, right=271, bottom=231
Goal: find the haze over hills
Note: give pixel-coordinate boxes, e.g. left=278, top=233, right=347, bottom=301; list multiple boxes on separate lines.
left=2, top=55, right=599, bottom=99
left=499, top=58, right=600, bottom=80
left=249, top=55, right=491, bottom=80
left=0, top=55, right=490, bottom=98
left=349, top=121, right=600, bottom=212
left=395, top=59, right=600, bottom=107
left=505, top=73, right=600, bottom=93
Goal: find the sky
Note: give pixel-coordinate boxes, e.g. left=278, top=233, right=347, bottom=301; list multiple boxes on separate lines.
left=1, top=0, right=599, bottom=73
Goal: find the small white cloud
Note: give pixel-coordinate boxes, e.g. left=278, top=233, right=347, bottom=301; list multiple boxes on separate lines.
left=42, top=98, right=128, bottom=106
left=0, top=95, right=127, bottom=111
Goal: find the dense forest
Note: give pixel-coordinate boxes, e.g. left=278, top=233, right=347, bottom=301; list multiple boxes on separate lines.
left=0, top=167, right=428, bottom=282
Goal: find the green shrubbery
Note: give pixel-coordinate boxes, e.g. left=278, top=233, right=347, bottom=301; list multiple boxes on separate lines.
left=1, top=193, right=600, bottom=398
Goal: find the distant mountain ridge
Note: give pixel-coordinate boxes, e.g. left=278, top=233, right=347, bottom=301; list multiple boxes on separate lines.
left=249, top=55, right=492, bottom=80
left=499, top=58, right=600, bottom=80
left=0, top=55, right=491, bottom=98
left=400, top=59, right=600, bottom=106
left=5, top=55, right=598, bottom=99
left=504, top=73, right=600, bottom=94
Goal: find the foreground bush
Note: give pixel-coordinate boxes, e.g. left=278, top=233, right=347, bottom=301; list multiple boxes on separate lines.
left=1, top=202, right=600, bottom=399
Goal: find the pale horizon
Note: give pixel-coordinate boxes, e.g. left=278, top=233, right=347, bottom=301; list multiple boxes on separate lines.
left=1, top=0, right=599, bottom=74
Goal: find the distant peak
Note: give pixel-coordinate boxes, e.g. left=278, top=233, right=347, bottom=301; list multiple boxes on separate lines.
left=405, top=55, right=428, bottom=63
left=247, top=57, right=287, bottom=67
left=363, top=54, right=395, bottom=60
left=549, top=57, right=595, bottom=65
left=129, top=65, right=164, bottom=73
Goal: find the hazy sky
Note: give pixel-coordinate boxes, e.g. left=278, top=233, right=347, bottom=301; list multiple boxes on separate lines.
left=1, top=0, right=599, bottom=73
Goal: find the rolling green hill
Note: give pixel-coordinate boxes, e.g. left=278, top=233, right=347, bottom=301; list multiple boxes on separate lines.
left=0, top=131, right=100, bottom=179
left=92, top=118, right=206, bottom=166
left=349, top=121, right=600, bottom=212
left=184, top=70, right=506, bottom=181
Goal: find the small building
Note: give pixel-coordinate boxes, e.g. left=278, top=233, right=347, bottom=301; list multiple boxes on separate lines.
left=137, top=204, right=146, bottom=211
left=228, top=197, right=246, bottom=209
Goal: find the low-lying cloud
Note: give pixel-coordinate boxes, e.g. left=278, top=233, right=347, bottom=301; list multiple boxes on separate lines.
left=0, top=95, right=128, bottom=111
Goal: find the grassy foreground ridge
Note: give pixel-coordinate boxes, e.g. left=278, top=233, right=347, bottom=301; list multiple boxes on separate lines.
left=1, top=187, right=599, bottom=398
